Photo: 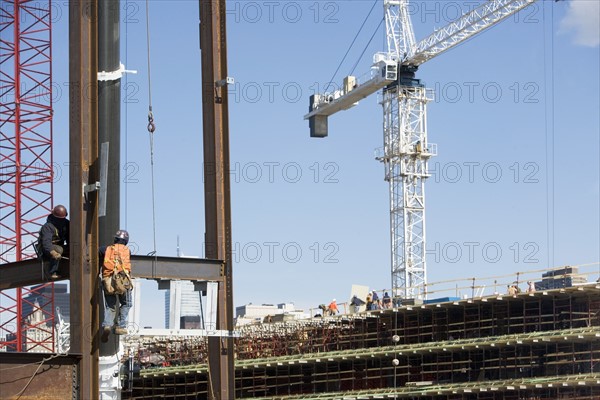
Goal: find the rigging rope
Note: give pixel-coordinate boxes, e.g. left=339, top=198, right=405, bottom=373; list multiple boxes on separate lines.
left=145, top=0, right=157, bottom=257
left=124, top=0, right=129, bottom=229
left=349, top=18, right=384, bottom=77
left=324, top=0, right=379, bottom=93
left=542, top=1, right=555, bottom=271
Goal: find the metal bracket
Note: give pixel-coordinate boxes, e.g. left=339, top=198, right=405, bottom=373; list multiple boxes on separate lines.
left=98, top=142, right=109, bottom=217
left=82, top=182, right=100, bottom=208
left=81, top=143, right=108, bottom=213
left=216, top=76, right=234, bottom=87
left=97, top=62, right=137, bottom=81
left=83, top=182, right=100, bottom=193
left=215, top=77, right=234, bottom=103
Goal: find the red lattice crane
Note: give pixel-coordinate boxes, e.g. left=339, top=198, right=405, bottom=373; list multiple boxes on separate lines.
left=1, top=0, right=55, bottom=352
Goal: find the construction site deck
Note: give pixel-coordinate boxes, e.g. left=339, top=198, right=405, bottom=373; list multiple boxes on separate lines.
left=121, top=283, right=600, bottom=399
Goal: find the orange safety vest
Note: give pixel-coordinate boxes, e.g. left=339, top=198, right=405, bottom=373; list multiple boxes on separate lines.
left=102, top=244, right=131, bottom=277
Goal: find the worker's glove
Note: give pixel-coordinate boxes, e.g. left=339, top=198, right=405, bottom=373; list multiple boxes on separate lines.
left=50, top=250, right=62, bottom=260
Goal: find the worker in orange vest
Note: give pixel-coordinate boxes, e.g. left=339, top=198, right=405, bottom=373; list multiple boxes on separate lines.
left=328, top=299, right=339, bottom=315
left=100, top=230, right=132, bottom=342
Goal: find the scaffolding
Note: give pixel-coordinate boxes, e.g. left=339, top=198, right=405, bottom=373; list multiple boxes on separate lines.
left=123, top=285, right=600, bottom=399
left=0, top=0, right=56, bottom=353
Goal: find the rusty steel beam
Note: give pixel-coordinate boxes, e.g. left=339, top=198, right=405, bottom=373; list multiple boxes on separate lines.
left=199, top=0, right=235, bottom=398
left=0, top=259, right=54, bottom=290
left=0, top=256, right=223, bottom=290
left=0, top=353, right=82, bottom=399
left=130, top=255, right=224, bottom=281
left=69, top=0, right=99, bottom=398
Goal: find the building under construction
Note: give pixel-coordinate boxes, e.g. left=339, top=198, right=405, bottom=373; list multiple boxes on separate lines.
left=1, top=0, right=598, bottom=398
left=123, top=276, right=600, bottom=399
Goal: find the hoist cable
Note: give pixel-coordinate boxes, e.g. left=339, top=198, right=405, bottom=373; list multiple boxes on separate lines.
left=324, top=0, right=379, bottom=93
left=542, top=1, right=555, bottom=270
left=124, top=0, right=128, bottom=228
left=349, top=18, right=384, bottom=77
left=145, top=0, right=153, bottom=111
left=145, top=0, right=157, bottom=257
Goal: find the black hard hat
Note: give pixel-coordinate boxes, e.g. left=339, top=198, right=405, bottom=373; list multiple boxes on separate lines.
left=52, top=205, right=68, bottom=218
left=115, top=230, right=129, bottom=244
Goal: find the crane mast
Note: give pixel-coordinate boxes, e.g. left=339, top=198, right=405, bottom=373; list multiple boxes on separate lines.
left=382, top=0, right=433, bottom=300
left=305, top=0, right=537, bottom=301
left=382, top=81, right=434, bottom=300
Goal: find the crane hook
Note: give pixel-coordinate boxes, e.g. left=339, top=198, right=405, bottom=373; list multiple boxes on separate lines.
left=147, top=111, right=156, bottom=133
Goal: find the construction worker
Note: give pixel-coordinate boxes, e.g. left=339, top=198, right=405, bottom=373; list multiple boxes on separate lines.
left=366, top=292, right=373, bottom=310
left=101, top=230, right=132, bottom=342
left=328, top=299, right=339, bottom=315
left=382, top=292, right=392, bottom=309
left=371, top=291, right=381, bottom=310
left=36, top=205, right=69, bottom=280
left=350, top=295, right=365, bottom=313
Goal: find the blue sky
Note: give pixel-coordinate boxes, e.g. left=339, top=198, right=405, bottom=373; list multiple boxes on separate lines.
left=46, top=0, right=599, bottom=328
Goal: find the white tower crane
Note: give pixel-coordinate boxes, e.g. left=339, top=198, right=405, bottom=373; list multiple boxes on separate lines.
left=305, top=0, right=537, bottom=300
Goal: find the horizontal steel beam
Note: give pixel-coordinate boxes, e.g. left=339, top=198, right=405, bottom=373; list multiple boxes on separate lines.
left=135, top=328, right=240, bottom=337
left=0, top=353, right=82, bottom=399
left=131, top=255, right=224, bottom=281
left=0, top=259, right=48, bottom=290
left=0, top=255, right=223, bottom=290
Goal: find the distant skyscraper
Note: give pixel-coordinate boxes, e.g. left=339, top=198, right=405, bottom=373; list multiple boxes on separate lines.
left=163, top=240, right=204, bottom=329
left=164, top=281, right=202, bottom=329
left=22, top=283, right=70, bottom=322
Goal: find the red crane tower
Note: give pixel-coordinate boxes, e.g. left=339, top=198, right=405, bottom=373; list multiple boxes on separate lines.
left=0, top=0, right=55, bottom=352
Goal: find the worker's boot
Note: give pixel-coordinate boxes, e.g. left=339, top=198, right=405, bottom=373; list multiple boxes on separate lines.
left=114, top=327, right=128, bottom=335
left=101, top=326, right=111, bottom=343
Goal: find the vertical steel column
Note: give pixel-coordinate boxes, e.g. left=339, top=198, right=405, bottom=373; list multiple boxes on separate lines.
left=98, top=0, right=120, bottom=245
left=199, top=0, right=235, bottom=398
left=98, top=0, right=121, bottom=358
left=69, top=0, right=99, bottom=397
